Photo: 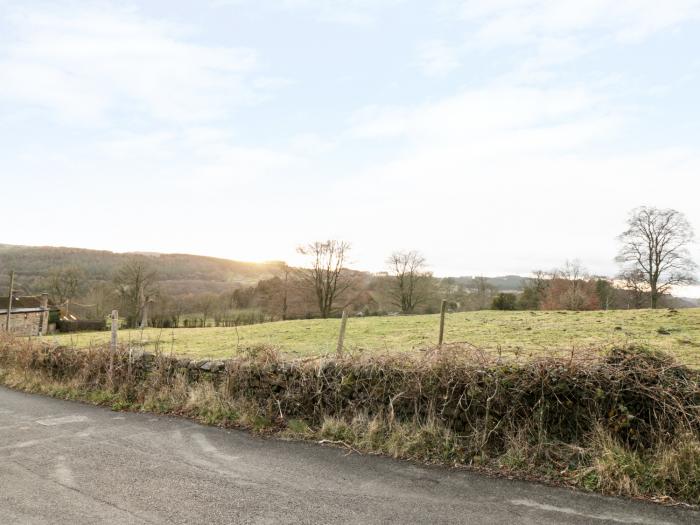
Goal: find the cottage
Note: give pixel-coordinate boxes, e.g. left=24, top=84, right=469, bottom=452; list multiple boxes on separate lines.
left=0, top=294, right=50, bottom=336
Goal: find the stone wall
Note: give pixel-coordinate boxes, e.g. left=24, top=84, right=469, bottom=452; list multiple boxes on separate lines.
left=7, top=343, right=698, bottom=451
left=0, top=310, right=48, bottom=336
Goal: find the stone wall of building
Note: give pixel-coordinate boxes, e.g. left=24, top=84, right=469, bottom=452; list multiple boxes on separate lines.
left=0, top=310, right=48, bottom=336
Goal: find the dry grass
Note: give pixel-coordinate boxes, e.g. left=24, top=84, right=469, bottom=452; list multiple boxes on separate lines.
left=2, top=334, right=699, bottom=505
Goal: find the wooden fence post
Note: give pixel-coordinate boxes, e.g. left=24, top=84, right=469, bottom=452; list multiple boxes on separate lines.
left=336, top=310, right=348, bottom=357
left=438, top=299, right=447, bottom=347
left=5, top=270, right=14, bottom=332
left=110, top=310, right=119, bottom=352
left=109, top=310, right=118, bottom=384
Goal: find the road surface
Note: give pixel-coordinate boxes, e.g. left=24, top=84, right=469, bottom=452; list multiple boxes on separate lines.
left=1, top=386, right=698, bottom=524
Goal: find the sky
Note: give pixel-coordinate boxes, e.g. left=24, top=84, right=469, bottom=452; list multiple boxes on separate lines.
left=1, top=0, right=700, bottom=289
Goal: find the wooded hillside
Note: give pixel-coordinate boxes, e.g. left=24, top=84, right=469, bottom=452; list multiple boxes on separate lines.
left=0, top=244, right=280, bottom=296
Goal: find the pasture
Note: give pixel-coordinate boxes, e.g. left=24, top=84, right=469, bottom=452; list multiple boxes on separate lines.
left=51, top=308, right=700, bottom=365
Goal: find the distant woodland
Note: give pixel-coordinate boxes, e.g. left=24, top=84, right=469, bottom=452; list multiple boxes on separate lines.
left=0, top=244, right=534, bottom=327
left=1, top=208, right=698, bottom=331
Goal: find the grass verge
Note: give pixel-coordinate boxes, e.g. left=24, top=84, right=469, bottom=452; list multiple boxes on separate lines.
left=1, top=335, right=699, bottom=505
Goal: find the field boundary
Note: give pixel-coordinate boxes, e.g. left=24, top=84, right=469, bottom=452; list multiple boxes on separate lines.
left=1, top=335, right=699, bottom=505
left=47, top=308, right=700, bottom=368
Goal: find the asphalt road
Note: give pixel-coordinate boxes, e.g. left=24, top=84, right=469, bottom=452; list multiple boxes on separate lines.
left=1, top=386, right=698, bottom=525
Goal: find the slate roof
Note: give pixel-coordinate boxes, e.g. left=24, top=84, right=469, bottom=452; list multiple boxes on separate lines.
left=0, top=295, right=48, bottom=313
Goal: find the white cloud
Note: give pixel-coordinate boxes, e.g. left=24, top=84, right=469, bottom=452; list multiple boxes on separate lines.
left=341, top=82, right=700, bottom=276
left=459, top=0, right=700, bottom=46
left=2, top=0, right=699, bottom=279
left=416, top=40, right=461, bottom=77
left=212, top=0, right=404, bottom=25
left=350, top=85, right=603, bottom=145
left=0, top=2, right=325, bottom=264
left=2, top=121, right=311, bottom=262
left=451, top=0, right=700, bottom=83
left=95, top=126, right=304, bottom=189
left=288, top=133, right=337, bottom=155
left=0, top=4, right=274, bottom=125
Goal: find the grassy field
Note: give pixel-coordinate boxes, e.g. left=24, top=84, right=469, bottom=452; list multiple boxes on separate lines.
left=51, top=308, right=700, bottom=365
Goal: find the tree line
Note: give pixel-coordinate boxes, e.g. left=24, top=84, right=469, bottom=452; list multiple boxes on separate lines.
left=24, top=206, right=699, bottom=328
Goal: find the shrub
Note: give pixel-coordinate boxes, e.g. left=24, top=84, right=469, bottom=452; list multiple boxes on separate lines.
left=492, top=293, right=517, bottom=310
left=56, top=320, right=107, bottom=333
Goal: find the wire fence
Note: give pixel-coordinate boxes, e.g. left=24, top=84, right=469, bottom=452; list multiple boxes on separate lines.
left=26, top=303, right=700, bottom=370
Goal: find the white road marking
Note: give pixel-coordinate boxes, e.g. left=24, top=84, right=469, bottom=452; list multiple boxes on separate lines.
left=192, top=432, right=241, bottom=462
left=172, top=432, right=253, bottom=485
left=0, top=438, right=54, bottom=450
left=35, top=415, right=89, bottom=426
left=75, top=426, right=95, bottom=437
left=54, top=455, right=76, bottom=487
left=193, top=433, right=218, bottom=454
left=0, top=425, right=26, bottom=431
left=509, top=499, right=676, bottom=525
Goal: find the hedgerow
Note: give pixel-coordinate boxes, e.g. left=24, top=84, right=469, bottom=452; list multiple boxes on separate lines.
left=1, top=336, right=699, bottom=504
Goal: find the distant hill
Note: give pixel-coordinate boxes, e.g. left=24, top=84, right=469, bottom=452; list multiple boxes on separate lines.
left=449, top=275, right=527, bottom=292
left=3, top=243, right=696, bottom=316
left=0, top=243, right=536, bottom=298
left=670, top=297, right=700, bottom=308
left=0, top=244, right=281, bottom=296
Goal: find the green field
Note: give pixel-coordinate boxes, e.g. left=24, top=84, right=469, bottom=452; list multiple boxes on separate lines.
left=51, top=308, right=700, bottom=365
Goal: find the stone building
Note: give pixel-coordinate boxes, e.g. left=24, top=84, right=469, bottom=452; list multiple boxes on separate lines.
left=0, top=294, right=50, bottom=336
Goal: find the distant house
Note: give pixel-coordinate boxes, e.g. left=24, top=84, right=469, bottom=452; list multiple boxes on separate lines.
left=0, top=294, right=50, bottom=336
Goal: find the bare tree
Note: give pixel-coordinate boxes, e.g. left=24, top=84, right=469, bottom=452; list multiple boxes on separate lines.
left=83, top=281, right=116, bottom=320
left=261, top=262, right=292, bottom=320
left=197, top=293, right=219, bottom=328
left=619, top=268, right=648, bottom=309
left=519, top=270, right=550, bottom=310
left=386, top=251, right=433, bottom=314
left=471, top=276, right=497, bottom=310
left=45, top=266, right=85, bottom=315
left=278, top=262, right=291, bottom=320
left=253, top=263, right=297, bottom=320
left=559, top=260, right=587, bottom=310
left=541, top=260, right=599, bottom=311
left=114, top=259, right=159, bottom=327
left=297, top=240, right=353, bottom=318
left=616, top=207, right=697, bottom=308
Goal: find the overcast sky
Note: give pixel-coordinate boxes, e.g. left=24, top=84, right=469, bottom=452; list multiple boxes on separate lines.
left=1, top=1, right=699, bottom=287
